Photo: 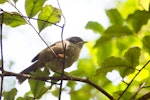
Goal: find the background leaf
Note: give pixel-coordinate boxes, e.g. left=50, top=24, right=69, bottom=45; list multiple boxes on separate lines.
left=0, top=12, right=27, bottom=27
left=29, top=68, right=50, bottom=99
left=85, top=21, right=104, bottom=34
left=124, top=47, right=141, bottom=67
left=106, top=9, right=123, bottom=25
left=127, top=10, right=150, bottom=33
left=104, top=25, right=133, bottom=37
left=17, top=96, right=34, bottom=100
left=25, top=0, right=46, bottom=17
left=142, top=35, right=150, bottom=55
left=96, top=56, right=128, bottom=76
left=38, top=5, right=61, bottom=32
left=96, top=47, right=141, bottom=77
left=3, top=88, right=17, bottom=100
left=0, top=0, right=8, bottom=4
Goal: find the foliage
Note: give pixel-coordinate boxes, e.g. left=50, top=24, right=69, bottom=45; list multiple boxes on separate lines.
left=1, top=0, right=150, bottom=100
left=3, top=88, right=17, bottom=100
left=0, top=0, right=61, bottom=32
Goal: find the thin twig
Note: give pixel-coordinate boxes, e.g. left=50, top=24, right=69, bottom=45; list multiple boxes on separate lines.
left=0, top=9, right=4, bottom=100
left=130, top=82, right=147, bottom=100
left=118, top=60, right=150, bottom=100
left=56, top=0, right=66, bottom=99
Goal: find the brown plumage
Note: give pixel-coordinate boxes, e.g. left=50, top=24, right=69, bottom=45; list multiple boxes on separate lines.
left=17, top=37, right=86, bottom=84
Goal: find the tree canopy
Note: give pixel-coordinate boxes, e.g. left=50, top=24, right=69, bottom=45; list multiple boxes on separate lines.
left=0, top=0, right=150, bottom=100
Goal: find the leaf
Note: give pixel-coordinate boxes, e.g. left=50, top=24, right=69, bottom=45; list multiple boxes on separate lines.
left=104, top=25, right=133, bottom=37
left=142, top=35, right=150, bottom=55
left=96, top=47, right=141, bottom=77
left=77, top=59, right=96, bottom=77
left=13, top=0, right=18, bottom=3
left=29, top=68, right=50, bottom=99
left=127, top=10, right=150, bottom=33
left=116, top=36, right=140, bottom=54
left=106, top=9, right=123, bottom=25
left=3, top=88, right=17, bottom=100
left=38, top=5, right=61, bottom=32
left=94, top=25, right=133, bottom=47
left=0, top=12, right=27, bottom=27
left=97, top=56, right=128, bottom=76
left=85, top=21, right=104, bottom=34
left=95, top=40, right=114, bottom=65
left=70, top=85, right=92, bottom=100
left=0, top=0, right=8, bottom=4
left=94, top=35, right=111, bottom=47
left=25, top=0, right=46, bottom=17
left=67, top=81, right=77, bottom=91
left=124, top=47, right=141, bottom=67
left=17, top=97, right=34, bottom=100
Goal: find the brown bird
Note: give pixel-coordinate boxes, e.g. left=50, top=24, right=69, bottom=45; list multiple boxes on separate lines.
left=17, top=37, right=86, bottom=84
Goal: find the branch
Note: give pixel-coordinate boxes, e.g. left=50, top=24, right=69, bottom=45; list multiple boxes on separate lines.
left=0, top=9, right=4, bottom=100
left=130, top=82, right=147, bottom=100
left=137, top=92, right=150, bottom=100
left=118, top=60, right=150, bottom=100
left=2, top=70, right=115, bottom=100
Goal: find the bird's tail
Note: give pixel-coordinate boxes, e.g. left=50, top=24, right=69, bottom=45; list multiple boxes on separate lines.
left=17, top=62, right=38, bottom=84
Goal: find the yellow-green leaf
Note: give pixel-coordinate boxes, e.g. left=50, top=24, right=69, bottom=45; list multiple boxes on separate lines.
left=106, top=9, right=123, bottom=25
left=25, top=0, right=46, bottom=17
left=142, top=35, right=150, bottom=55
left=38, top=5, right=61, bottom=32
left=85, top=21, right=104, bottom=34
left=3, top=88, right=17, bottom=100
left=0, top=0, right=8, bottom=4
left=0, top=12, right=27, bottom=27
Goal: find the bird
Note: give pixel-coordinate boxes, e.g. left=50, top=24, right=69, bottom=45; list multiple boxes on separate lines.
left=17, top=36, right=86, bottom=84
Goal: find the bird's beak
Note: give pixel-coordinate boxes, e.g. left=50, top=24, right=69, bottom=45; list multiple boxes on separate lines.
left=83, top=41, right=88, bottom=44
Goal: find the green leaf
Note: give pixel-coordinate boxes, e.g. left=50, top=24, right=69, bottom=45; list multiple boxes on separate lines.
left=0, top=0, right=8, bottom=4
left=0, top=12, right=27, bottom=27
left=97, top=56, right=128, bottom=75
left=127, top=10, right=150, bottom=33
left=124, top=47, right=141, bottom=67
left=67, top=81, right=76, bottom=91
left=3, top=88, right=17, bottom=100
left=77, top=59, right=96, bottom=77
left=96, top=47, right=141, bottom=77
left=116, top=36, right=140, bottom=54
left=104, top=25, right=133, bottom=37
left=94, top=35, right=111, bottom=47
left=96, top=56, right=134, bottom=77
left=70, top=85, right=92, bottom=100
left=85, top=21, right=104, bottom=34
left=17, top=97, right=34, bottom=100
left=38, top=5, right=61, bottom=32
left=95, top=40, right=115, bottom=65
left=13, top=0, right=18, bottom=3
left=29, top=68, right=50, bottom=99
left=94, top=25, right=133, bottom=47
left=25, top=0, right=46, bottom=17
left=106, top=9, right=123, bottom=25
left=142, top=35, right=150, bottom=55
left=51, top=87, right=60, bottom=97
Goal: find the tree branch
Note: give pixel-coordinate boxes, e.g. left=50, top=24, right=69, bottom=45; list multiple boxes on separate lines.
left=118, top=60, right=150, bottom=100
left=2, top=70, right=114, bottom=100
left=0, top=9, right=4, bottom=100
left=137, top=92, right=150, bottom=100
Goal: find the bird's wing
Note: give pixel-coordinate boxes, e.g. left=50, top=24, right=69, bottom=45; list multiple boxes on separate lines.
left=31, top=43, right=57, bottom=62
left=32, top=41, right=67, bottom=62
left=31, top=54, right=39, bottom=62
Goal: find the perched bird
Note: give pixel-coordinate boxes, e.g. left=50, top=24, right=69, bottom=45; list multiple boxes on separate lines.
left=17, top=36, right=86, bottom=84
